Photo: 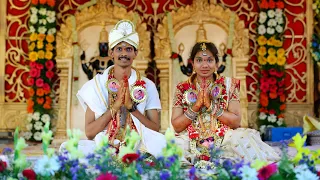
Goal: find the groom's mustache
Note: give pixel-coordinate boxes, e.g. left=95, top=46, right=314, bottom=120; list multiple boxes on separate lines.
left=118, top=56, right=130, bottom=60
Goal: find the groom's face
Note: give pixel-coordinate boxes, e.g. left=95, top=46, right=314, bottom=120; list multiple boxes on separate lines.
left=110, top=42, right=138, bottom=68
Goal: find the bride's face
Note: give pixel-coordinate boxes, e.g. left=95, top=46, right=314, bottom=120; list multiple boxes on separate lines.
left=193, top=50, right=217, bottom=78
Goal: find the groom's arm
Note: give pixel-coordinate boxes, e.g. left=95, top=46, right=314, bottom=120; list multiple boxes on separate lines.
left=131, top=109, right=160, bottom=132
left=85, top=106, right=113, bottom=140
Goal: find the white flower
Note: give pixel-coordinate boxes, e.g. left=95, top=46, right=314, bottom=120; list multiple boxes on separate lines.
left=277, top=118, right=284, bottom=126
left=259, top=112, right=267, bottom=120
left=39, top=19, right=47, bottom=25
left=259, top=125, right=267, bottom=134
left=267, top=27, right=275, bottom=35
left=258, top=25, right=266, bottom=35
left=268, top=10, right=275, bottom=18
left=24, top=132, right=32, bottom=140
left=267, top=114, right=277, bottom=123
left=27, top=113, right=33, bottom=122
left=38, top=26, right=47, bottom=34
left=46, top=16, right=56, bottom=23
left=267, top=19, right=277, bottom=27
left=38, top=8, right=47, bottom=15
left=259, top=12, right=267, bottom=24
left=275, top=17, right=284, bottom=24
left=33, top=132, right=42, bottom=141
left=29, top=25, right=35, bottom=33
left=46, top=11, right=56, bottom=18
left=34, top=121, right=43, bottom=131
left=32, top=112, right=40, bottom=121
left=275, top=9, right=283, bottom=18
left=48, top=28, right=56, bottom=35
left=34, top=155, right=60, bottom=176
left=30, top=7, right=38, bottom=15
left=276, top=25, right=283, bottom=33
left=26, top=123, right=33, bottom=131
left=41, top=114, right=51, bottom=124
left=294, top=164, right=318, bottom=180
left=239, top=165, right=258, bottom=180
left=30, top=15, right=38, bottom=24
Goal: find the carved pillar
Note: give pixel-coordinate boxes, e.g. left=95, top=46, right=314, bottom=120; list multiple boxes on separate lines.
left=54, top=58, right=72, bottom=139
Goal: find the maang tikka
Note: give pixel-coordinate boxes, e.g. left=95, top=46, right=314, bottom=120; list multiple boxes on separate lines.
left=201, top=43, right=207, bottom=56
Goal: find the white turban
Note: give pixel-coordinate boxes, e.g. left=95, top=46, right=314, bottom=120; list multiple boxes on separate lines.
left=108, top=20, right=139, bottom=49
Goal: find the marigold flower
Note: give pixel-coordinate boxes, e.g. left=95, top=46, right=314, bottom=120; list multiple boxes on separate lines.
left=280, top=104, right=286, bottom=110
left=277, top=56, right=286, bottom=66
left=267, top=55, right=277, bottom=65
left=257, top=36, right=267, bottom=46
left=38, top=50, right=45, bottom=59
left=267, top=37, right=276, bottom=46
left=45, top=51, right=53, bottom=59
left=269, top=92, right=278, bottom=99
left=46, top=43, right=54, bottom=51
left=258, top=56, right=267, bottom=65
left=39, top=0, right=46, bottom=5
left=280, top=94, right=286, bottom=102
left=268, top=48, right=276, bottom=56
left=258, top=46, right=267, bottom=56
left=37, top=41, right=44, bottom=49
left=277, top=48, right=285, bottom=57
left=37, top=98, right=44, bottom=105
left=274, top=40, right=283, bottom=47
left=30, top=33, right=37, bottom=41
left=47, top=0, right=55, bottom=7
left=37, top=34, right=46, bottom=41
left=43, top=103, right=51, bottom=109
left=29, top=88, right=35, bottom=96
left=29, top=52, right=38, bottom=62
left=46, top=34, right=54, bottom=43
left=36, top=88, right=44, bottom=96
left=29, top=42, right=35, bottom=51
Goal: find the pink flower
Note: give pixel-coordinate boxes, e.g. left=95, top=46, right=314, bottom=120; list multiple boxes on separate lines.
left=269, top=85, right=278, bottom=93
left=275, top=71, right=284, bottom=78
left=278, top=79, right=285, bottom=87
left=258, top=163, right=278, bottom=180
left=29, top=62, right=37, bottom=69
left=35, top=78, right=44, bottom=87
left=36, top=63, right=44, bottom=70
left=260, top=77, right=269, bottom=84
left=96, top=172, right=117, bottom=180
left=27, top=78, right=35, bottom=86
left=268, top=68, right=277, bottom=76
left=268, top=77, right=277, bottom=85
left=43, top=83, right=50, bottom=91
left=260, top=83, right=269, bottom=93
left=45, top=60, right=54, bottom=70
left=46, top=71, right=54, bottom=79
left=269, top=109, right=276, bottom=114
left=261, top=70, right=268, bottom=77
left=29, top=68, right=39, bottom=78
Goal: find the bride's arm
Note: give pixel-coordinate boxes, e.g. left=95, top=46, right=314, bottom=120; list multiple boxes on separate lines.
left=216, top=100, right=241, bottom=129
left=171, top=107, right=192, bottom=133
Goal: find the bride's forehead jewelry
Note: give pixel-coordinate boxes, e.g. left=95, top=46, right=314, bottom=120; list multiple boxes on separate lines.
left=201, top=43, right=207, bottom=56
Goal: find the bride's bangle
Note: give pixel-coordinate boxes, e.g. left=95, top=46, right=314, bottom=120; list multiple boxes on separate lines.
left=215, top=108, right=224, bottom=118
left=184, top=107, right=198, bottom=121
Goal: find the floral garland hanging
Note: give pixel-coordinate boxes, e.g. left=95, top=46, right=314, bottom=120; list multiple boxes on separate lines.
left=257, top=0, right=287, bottom=135
left=25, top=0, right=57, bottom=141
left=311, top=0, right=320, bottom=63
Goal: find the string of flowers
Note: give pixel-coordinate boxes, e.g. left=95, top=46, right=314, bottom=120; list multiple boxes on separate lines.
left=25, top=0, right=56, bottom=141
left=311, top=0, right=320, bottom=63
left=257, top=0, right=287, bottom=136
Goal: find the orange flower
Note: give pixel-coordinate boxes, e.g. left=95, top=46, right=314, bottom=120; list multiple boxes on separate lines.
left=37, top=34, right=46, bottom=41
left=45, top=51, right=53, bottom=59
left=280, top=94, right=286, bottom=102
left=269, top=92, right=278, bottom=99
left=37, top=41, right=44, bottom=49
left=29, top=88, right=35, bottom=96
left=36, top=88, right=44, bottom=96
left=27, top=99, right=34, bottom=106
left=44, top=89, right=50, bottom=95
left=260, top=0, right=268, bottom=9
left=39, top=0, right=46, bottom=5
left=45, top=96, right=52, bottom=103
left=30, top=33, right=37, bottom=42
left=46, top=43, right=54, bottom=51
left=260, top=92, right=269, bottom=107
left=47, top=0, right=55, bottom=7
left=258, top=46, right=267, bottom=56
left=280, top=104, right=286, bottom=111
left=267, top=37, right=276, bottom=46
left=46, top=34, right=55, bottom=43
left=278, top=114, right=285, bottom=118
left=257, top=36, right=267, bottom=46
left=274, top=40, right=283, bottom=47
left=258, top=56, right=267, bottom=65
left=29, top=42, right=35, bottom=51
left=43, top=103, right=51, bottom=109
left=38, top=50, right=45, bottom=59
left=29, top=52, right=38, bottom=62
left=27, top=105, right=34, bottom=113
left=31, top=0, right=38, bottom=5
left=37, top=98, right=45, bottom=105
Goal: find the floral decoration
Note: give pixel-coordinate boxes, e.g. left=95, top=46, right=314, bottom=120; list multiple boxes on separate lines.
left=311, top=1, right=320, bottom=63
left=25, top=0, right=57, bottom=141
left=257, top=0, right=287, bottom=135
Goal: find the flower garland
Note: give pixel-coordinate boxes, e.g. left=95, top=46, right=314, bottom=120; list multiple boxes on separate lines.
left=257, top=0, right=287, bottom=135
left=25, top=0, right=56, bottom=141
left=311, top=1, right=320, bottom=63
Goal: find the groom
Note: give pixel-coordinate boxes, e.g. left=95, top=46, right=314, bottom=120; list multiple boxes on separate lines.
left=76, top=20, right=166, bottom=156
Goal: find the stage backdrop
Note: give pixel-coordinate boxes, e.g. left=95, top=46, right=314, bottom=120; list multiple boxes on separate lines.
left=0, top=0, right=314, bottom=135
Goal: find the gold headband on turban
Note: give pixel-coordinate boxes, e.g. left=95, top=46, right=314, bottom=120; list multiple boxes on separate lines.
left=108, top=20, right=139, bottom=49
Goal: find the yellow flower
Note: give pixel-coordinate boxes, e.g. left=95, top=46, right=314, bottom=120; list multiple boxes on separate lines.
left=258, top=56, right=267, bottom=65
left=268, top=48, right=276, bottom=55
left=274, top=40, right=283, bottom=47
left=38, top=50, right=45, bottom=59
left=30, top=33, right=37, bottom=42
left=29, top=51, right=38, bottom=62
left=45, top=51, right=53, bottom=59
left=277, top=48, right=285, bottom=57
left=267, top=37, right=276, bottom=46
left=37, top=41, right=44, bottom=49
left=37, top=34, right=46, bottom=41
left=28, top=42, right=35, bottom=51
left=257, top=36, right=267, bottom=46
left=46, top=34, right=55, bottom=43
left=258, top=46, right=267, bottom=56
left=277, top=56, right=286, bottom=66
left=267, top=55, right=277, bottom=65
left=46, top=43, right=53, bottom=51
